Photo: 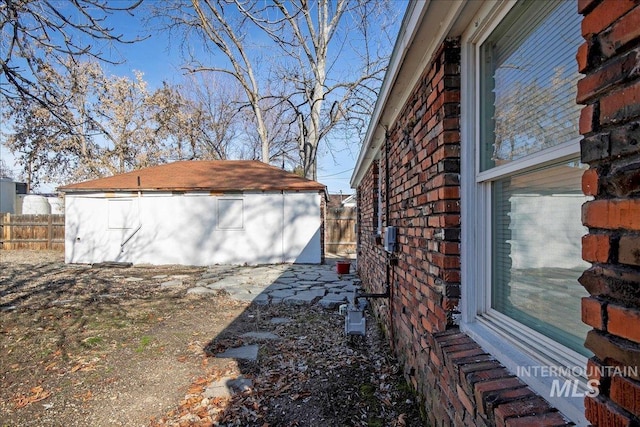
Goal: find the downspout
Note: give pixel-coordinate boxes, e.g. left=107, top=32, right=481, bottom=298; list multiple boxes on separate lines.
left=385, top=130, right=396, bottom=351
left=359, top=130, right=395, bottom=347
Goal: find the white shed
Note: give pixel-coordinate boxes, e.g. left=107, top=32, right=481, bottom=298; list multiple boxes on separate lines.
left=59, top=160, right=326, bottom=266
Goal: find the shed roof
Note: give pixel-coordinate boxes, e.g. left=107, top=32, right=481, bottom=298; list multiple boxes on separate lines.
left=58, top=160, right=326, bottom=193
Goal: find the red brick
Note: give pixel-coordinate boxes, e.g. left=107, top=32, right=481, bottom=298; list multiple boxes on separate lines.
left=587, top=358, right=605, bottom=383
left=474, top=377, right=527, bottom=414
left=582, top=168, right=599, bottom=196
left=577, top=42, right=589, bottom=74
left=585, top=396, right=635, bottom=426
left=584, top=330, right=640, bottom=380
left=578, top=0, right=601, bottom=15
left=582, top=199, right=640, bottom=231
left=582, top=233, right=610, bottom=263
left=576, top=48, right=640, bottom=104
left=457, top=384, right=475, bottom=416
left=619, top=235, right=640, bottom=267
left=611, top=375, right=640, bottom=415
left=448, top=347, right=486, bottom=363
left=495, top=398, right=555, bottom=427
left=582, top=296, right=607, bottom=330
left=465, top=368, right=512, bottom=387
left=482, top=387, right=536, bottom=418
left=600, top=6, right=640, bottom=57
left=600, top=79, right=640, bottom=125
left=608, top=303, right=640, bottom=344
left=504, top=411, right=570, bottom=427
left=581, top=0, right=636, bottom=36
left=579, top=103, right=596, bottom=134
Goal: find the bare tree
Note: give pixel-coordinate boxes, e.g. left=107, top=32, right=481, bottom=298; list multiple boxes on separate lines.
left=181, top=74, right=244, bottom=160
left=157, top=0, right=396, bottom=179
left=3, top=61, right=184, bottom=187
left=0, top=158, right=14, bottom=179
left=492, top=67, right=579, bottom=165
left=0, top=0, right=143, bottom=119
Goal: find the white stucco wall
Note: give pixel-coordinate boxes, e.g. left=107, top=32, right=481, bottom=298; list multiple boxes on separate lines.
left=64, top=191, right=322, bottom=265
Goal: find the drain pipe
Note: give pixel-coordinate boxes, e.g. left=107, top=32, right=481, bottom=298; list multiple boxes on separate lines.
left=343, top=131, right=396, bottom=340
left=384, top=130, right=396, bottom=351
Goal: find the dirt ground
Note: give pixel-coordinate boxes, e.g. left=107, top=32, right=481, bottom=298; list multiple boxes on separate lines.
left=0, top=250, right=423, bottom=426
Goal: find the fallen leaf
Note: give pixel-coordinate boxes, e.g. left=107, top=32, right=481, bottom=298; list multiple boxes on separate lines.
left=194, top=377, right=210, bottom=386
left=74, top=390, right=93, bottom=402
left=14, top=386, right=52, bottom=409
left=188, top=385, right=203, bottom=395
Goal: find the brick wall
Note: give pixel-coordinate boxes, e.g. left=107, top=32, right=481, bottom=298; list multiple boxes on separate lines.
left=356, top=161, right=389, bottom=326
left=577, top=0, right=640, bottom=424
left=355, top=39, right=575, bottom=426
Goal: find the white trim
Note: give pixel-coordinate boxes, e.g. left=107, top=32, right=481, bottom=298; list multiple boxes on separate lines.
left=476, top=138, right=583, bottom=183
left=460, top=1, right=589, bottom=425
left=481, top=309, right=588, bottom=372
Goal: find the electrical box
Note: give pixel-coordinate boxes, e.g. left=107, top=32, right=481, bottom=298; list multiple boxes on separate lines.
left=384, top=226, right=397, bottom=253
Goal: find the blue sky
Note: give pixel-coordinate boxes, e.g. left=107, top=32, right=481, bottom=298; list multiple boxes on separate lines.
left=1, top=1, right=407, bottom=195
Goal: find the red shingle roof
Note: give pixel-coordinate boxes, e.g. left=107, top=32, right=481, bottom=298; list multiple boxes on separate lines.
left=58, top=161, right=325, bottom=193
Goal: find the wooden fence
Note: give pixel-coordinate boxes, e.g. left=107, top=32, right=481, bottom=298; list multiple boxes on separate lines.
left=325, top=206, right=356, bottom=256
left=0, top=214, right=65, bottom=251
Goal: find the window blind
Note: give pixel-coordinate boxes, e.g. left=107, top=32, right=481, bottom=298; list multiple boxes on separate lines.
left=491, top=161, right=592, bottom=357
left=480, top=0, right=583, bottom=171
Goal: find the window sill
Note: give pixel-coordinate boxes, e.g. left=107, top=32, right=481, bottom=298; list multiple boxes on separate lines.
left=461, top=319, right=589, bottom=426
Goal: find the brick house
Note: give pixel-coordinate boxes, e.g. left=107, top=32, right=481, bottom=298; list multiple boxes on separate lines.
left=350, top=0, right=640, bottom=425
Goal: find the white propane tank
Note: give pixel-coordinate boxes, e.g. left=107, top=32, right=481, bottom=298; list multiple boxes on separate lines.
left=22, top=195, right=51, bottom=215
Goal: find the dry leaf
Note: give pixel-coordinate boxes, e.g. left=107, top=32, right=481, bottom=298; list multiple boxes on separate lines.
left=14, top=386, right=52, bottom=409
left=74, top=390, right=93, bottom=402
left=188, top=385, right=203, bottom=395
left=194, top=377, right=210, bottom=386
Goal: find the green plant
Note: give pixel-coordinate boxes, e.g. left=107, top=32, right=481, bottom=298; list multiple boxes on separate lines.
left=135, top=335, right=153, bottom=353
left=81, top=336, right=104, bottom=348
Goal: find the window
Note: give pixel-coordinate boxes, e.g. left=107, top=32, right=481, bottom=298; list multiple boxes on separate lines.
left=461, top=0, right=589, bottom=422
left=108, top=199, right=134, bottom=229
left=490, top=161, right=591, bottom=356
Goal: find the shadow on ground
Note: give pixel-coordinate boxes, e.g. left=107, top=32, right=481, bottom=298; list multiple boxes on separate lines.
left=0, top=251, right=421, bottom=427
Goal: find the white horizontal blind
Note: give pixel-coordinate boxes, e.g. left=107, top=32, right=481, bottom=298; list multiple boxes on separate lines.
left=491, top=161, right=591, bottom=356
left=480, top=0, right=583, bottom=171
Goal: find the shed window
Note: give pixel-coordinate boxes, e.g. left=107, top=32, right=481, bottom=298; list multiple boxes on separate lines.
left=108, top=199, right=134, bottom=229
left=218, top=199, right=244, bottom=230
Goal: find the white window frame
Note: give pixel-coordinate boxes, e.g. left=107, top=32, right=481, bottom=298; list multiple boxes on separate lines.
left=459, top=1, right=589, bottom=425
left=107, top=198, right=134, bottom=229
left=217, top=198, right=244, bottom=230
